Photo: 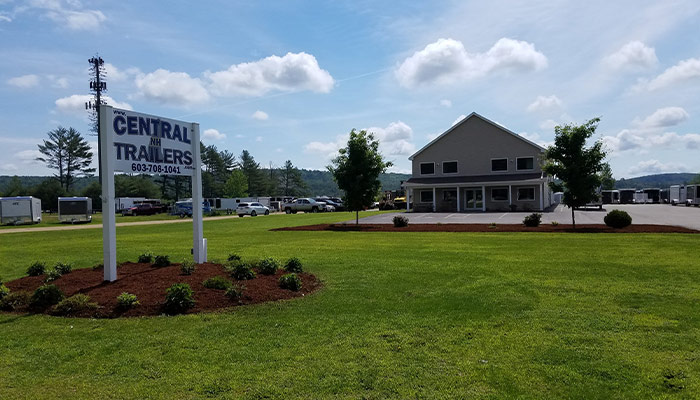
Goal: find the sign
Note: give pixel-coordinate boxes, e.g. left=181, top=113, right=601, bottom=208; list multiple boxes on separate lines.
left=99, top=106, right=206, bottom=282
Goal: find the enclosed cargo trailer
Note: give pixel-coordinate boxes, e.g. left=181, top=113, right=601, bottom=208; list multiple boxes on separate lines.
left=0, top=196, right=41, bottom=225
left=58, top=197, right=92, bottom=223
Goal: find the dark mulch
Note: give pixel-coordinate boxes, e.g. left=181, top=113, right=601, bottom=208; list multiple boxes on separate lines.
left=3, top=262, right=320, bottom=318
left=273, top=223, right=699, bottom=234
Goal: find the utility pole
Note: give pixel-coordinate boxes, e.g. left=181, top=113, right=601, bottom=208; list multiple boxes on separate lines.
left=86, top=55, right=106, bottom=185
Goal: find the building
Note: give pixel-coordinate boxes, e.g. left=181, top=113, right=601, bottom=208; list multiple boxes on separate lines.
left=403, top=112, right=552, bottom=212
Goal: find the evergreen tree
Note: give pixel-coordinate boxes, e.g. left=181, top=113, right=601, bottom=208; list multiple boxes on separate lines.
left=2, top=176, right=25, bottom=196
left=279, top=160, right=308, bottom=196
left=36, top=126, right=94, bottom=192
left=240, top=150, right=264, bottom=196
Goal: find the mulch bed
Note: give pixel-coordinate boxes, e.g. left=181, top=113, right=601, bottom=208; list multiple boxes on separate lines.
left=273, top=223, right=699, bottom=234
left=3, top=262, right=320, bottom=318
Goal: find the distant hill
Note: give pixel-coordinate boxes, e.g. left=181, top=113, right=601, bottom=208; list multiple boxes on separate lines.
left=615, top=173, right=699, bottom=189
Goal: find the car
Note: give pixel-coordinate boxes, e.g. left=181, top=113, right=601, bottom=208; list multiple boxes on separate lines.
left=314, top=197, right=344, bottom=211
left=122, top=203, right=158, bottom=216
left=282, top=198, right=327, bottom=213
left=237, top=202, right=270, bottom=217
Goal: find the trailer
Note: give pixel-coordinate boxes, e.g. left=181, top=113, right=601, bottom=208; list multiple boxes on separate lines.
left=634, top=190, right=649, bottom=204
left=58, top=197, right=92, bottom=223
left=686, top=185, right=700, bottom=206
left=619, top=189, right=636, bottom=204
left=172, top=200, right=212, bottom=217
left=0, top=196, right=42, bottom=225
left=115, top=197, right=146, bottom=213
left=602, top=190, right=620, bottom=204
left=670, top=185, right=687, bottom=206
left=642, top=188, right=661, bottom=204
left=660, top=188, right=670, bottom=204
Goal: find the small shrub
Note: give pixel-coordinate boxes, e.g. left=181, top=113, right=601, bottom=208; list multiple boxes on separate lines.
left=180, top=260, right=196, bottom=275
left=279, top=273, right=302, bottom=291
left=227, top=260, right=256, bottom=280
left=27, top=261, right=46, bottom=276
left=258, top=258, right=279, bottom=275
left=92, top=263, right=103, bottom=271
left=43, top=268, right=63, bottom=283
left=164, top=283, right=195, bottom=314
left=489, top=222, right=497, bottom=229
left=604, top=209, right=632, bottom=229
left=203, top=276, right=232, bottom=290
left=153, top=255, right=171, bottom=268
left=523, top=213, right=542, bottom=227
left=52, top=294, right=98, bottom=316
left=0, top=284, right=9, bottom=301
left=0, top=291, right=31, bottom=311
left=551, top=221, right=559, bottom=226
left=116, top=292, right=140, bottom=309
left=227, top=253, right=242, bottom=262
left=225, top=284, right=245, bottom=301
left=393, top=215, right=409, bottom=228
left=30, top=284, right=65, bottom=309
left=284, top=257, right=303, bottom=273
left=54, top=262, right=72, bottom=275
left=137, top=251, right=154, bottom=263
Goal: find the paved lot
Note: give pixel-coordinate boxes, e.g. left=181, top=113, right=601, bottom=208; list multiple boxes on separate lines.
left=358, top=204, right=700, bottom=230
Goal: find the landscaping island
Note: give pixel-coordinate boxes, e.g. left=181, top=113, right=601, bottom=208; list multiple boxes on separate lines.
left=274, top=223, right=699, bottom=233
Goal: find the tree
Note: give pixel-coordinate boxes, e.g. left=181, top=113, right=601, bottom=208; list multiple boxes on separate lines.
left=543, top=118, right=607, bottom=229
left=328, top=129, right=393, bottom=224
left=240, top=150, right=265, bottom=196
left=31, top=178, right=66, bottom=212
left=114, top=175, right=159, bottom=198
left=279, top=160, right=308, bottom=196
left=691, top=174, right=700, bottom=185
left=82, top=181, right=102, bottom=211
left=222, top=170, right=249, bottom=197
left=2, top=176, right=25, bottom=197
left=600, top=163, right=615, bottom=190
left=36, top=126, right=95, bottom=192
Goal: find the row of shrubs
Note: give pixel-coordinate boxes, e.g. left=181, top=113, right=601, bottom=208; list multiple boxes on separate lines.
left=522, top=210, right=632, bottom=228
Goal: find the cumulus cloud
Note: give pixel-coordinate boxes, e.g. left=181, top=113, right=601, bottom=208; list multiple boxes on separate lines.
left=305, top=121, right=417, bottom=159
left=103, top=63, right=140, bottom=82
left=602, top=107, right=698, bottom=153
left=634, top=58, right=700, bottom=91
left=135, top=69, right=210, bottom=106
left=518, top=132, right=553, bottom=148
left=205, top=52, right=334, bottom=96
left=628, top=159, right=689, bottom=176
left=7, top=74, right=39, bottom=88
left=396, top=37, right=547, bottom=88
left=203, top=129, right=225, bottom=141
left=604, top=41, right=658, bottom=70
left=251, top=110, right=269, bottom=120
left=636, top=106, right=689, bottom=128
left=55, top=94, right=132, bottom=115
left=527, top=95, right=563, bottom=113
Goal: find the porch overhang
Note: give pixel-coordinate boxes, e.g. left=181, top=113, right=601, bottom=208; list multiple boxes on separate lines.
left=402, top=173, right=546, bottom=189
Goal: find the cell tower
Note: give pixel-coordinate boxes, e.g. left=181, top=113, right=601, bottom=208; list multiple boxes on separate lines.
left=86, top=55, right=107, bottom=183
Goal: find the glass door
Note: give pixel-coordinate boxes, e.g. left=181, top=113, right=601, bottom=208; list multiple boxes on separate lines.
left=464, top=188, right=483, bottom=210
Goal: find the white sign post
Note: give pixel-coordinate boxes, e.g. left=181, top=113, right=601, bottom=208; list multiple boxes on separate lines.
left=99, top=105, right=205, bottom=282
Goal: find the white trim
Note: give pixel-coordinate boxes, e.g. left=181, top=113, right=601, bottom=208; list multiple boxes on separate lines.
left=539, top=184, right=544, bottom=210
left=456, top=187, right=461, bottom=212
left=404, top=177, right=546, bottom=188
left=516, top=156, right=535, bottom=171
left=442, top=160, right=459, bottom=174
left=490, top=187, right=510, bottom=202
left=490, top=157, right=509, bottom=173
left=516, top=186, right=536, bottom=201
left=432, top=187, right=436, bottom=212
left=419, top=162, right=435, bottom=175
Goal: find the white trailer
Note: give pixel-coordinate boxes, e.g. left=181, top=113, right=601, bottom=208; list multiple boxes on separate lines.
left=634, top=191, right=649, bottom=204
left=58, top=197, right=92, bottom=223
left=670, top=185, right=687, bottom=206
left=204, top=197, right=272, bottom=211
left=686, top=185, right=700, bottom=206
left=0, top=196, right=42, bottom=225
left=115, top=197, right=146, bottom=213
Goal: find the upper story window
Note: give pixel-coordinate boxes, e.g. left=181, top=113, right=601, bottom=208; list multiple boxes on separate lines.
left=517, top=157, right=534, bottom=171
left=491, top=158, right=508, bottom=172
left=420, top=162, right=435, bottom=175
left=442, top=161, right=458, bottom=174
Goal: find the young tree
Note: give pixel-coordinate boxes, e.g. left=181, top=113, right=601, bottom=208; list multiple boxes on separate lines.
left=600, top=162, right=615, bottom=190
left=279, top=160, right=308, bottom=196
left=328, top=129, right=393, bottom=224
left=543, top=118, right=607, bottom=229
left=222, top=170, right=248, bottom=197
left=36, top=126, right=94, bottom=192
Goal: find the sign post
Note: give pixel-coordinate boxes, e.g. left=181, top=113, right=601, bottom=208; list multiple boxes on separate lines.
left=98, top=105, right=205, bottom=281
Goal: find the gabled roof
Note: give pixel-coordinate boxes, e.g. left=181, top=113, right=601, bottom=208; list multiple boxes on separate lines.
left=409, top=112, right=545, bottom=160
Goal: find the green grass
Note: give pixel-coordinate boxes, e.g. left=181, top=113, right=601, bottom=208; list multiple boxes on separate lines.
left=1, top=211, right=699, bottom=398
left=0, top=212, right=191, bottom=229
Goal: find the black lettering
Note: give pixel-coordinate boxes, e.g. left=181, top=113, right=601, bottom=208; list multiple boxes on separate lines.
left=139, top=117, right=151, bottom=136
left=125, top=144, right=137, bottom=161
left=173, top=149, right=183, bottom=165
left=183, top=151, right=193, bottom=166
left=163, top=148, right=173, bottom=164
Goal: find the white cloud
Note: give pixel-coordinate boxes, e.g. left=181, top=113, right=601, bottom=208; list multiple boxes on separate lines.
left=256, top=136, right=263, bottom=142
left=628, top=159, right=689, bottom=176
left=26, top=0, right=106, bottom=31
left=602, top=107, right=697, bottom=153
left=103, top=63, right=139, bottom=82
left=7, top=74, right=39, bottom=88
left=634, top=58, right=700, bottom=91
left=135, top=69, right=210, bottom=106
left=604, top=41, right=658, bottom=70
left=251, top=110, right=269, bottom=120
left=235, top=134, right=245, bottom=139
left=527, top=95, right=563, bottom=113
left=636, top=106, right=689, bottom=128
left=205, top=52, right=334, bottom=96
left=440, top=99, right=452, bottom=107
left=306, top=121, right=417, bottom=159
left=396, top=37, right=547, bottom=88
left=518, top=132, right=553, bottom=148
left=55, top=94, right=132, bottom=115
left=16, top=149, right=43, bottom=166
left=203, top=129, right=225, bottom=141
left=452, top=114, right=466, bottom=126
left=539, top=119, right=559, bottom=131
left=0, top=14, right=11, bottom=23
left=49, top=76, right=68, bottom=88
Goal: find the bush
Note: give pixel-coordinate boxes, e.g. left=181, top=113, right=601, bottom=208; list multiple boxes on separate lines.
left=137, top=251, right=154, bottom=263
left=164, top=283, right=196, bottom=314
left=523, top=213, right=542, bottom=227
left=225, top=284, right=245, bottom=301
left=279, top=273, right=302, bottom=291
left=203, top=276, right=232, bottom=290
left=153, top=255, right=171, bottom=268
left=0, top=291, right=31, bottom=311
left=116, top=292, right=140, bottom=309
left=180, top=260, right=196, bottom=275
left=54, top=262, right=72, bottom=275
left=551, top=221, right=559, bottom=226
left=30, top=284, right=65, bottom=309
left=227, top=260, right=256, bottom=280
left=258, top=258, right=279, bottom=275
left=44, top=268, right=62, bottom=283
left=27, top=261, right=46, bottom=276
left=604, top=210, right=632, bottom=229
left=227, top=253, right=242, bottom=262
left=52, top=294, right=98, bottom=316
left=92, top=263, right=103, bottom=271
left=284, top=257, right=303, bottom=273
left=0, top=284, right=9, bottom=300
left=393, top=215, right=409, bottom=228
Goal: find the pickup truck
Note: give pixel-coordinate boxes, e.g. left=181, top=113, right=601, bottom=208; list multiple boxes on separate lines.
left=122, top=203, right=162, bottom=216
left=282, top=198, right=327, bottom=214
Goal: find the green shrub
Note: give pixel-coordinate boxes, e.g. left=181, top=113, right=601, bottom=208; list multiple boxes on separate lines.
left=30, top=284, right=65, bottom=309
left=116, top=292, right=140, bottom=309
left=604, top=209, right=632, bottom=229
left=180, top=260, right=196, bottom=275
left=153, top=255, right=171, bottom=268
left=43, top=268, right=63, bottom=283
left=393, top=215, right=409, bottom=228
left=0, top=291, right=31, bottom=311
left=203, top=276, right=232, bottom=290
left=279, top=273, right=302, bottom=291
left=164, top=283, right=195, bottom=314
left=54, top=262, right=72, bottom=275
left=551, top=221, right=559, bottom=226
left=284, top=257, right=303, bottom=273
left=52, top=294, right=98, bottom=316
left=227, top=260, right=256, bottom=280
left=523, top=213, right=542, bottom=227
left=137, top=251, right=154, bottom=263
left=0, top=284, right=9, bottom=300
left=92, top=263, right=103, bottom=271
left=225, top=284, right=245, bottom=301
left=227, top=253, right=242, bottom=262
left=258, top=258, right=279, bottom=275
left=26, top=261, right=46, bottom=276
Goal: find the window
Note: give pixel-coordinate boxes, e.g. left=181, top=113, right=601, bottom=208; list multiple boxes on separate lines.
left=420, top=162, right=435, bottom=175
left=491, top=158, right=508, bottom=172
left=491, top=188, right=509, bottom=201
left=442, top=161, right=458, bottom=174
left=420, top=190, right=433, bottom=203
left=517, top=157, right=534, bottom=171
left=517, top=187, right=535, bottom=201
left=443, top=190, right=457, bottom=201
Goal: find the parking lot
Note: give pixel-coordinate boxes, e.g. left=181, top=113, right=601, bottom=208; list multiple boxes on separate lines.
left=358, top=204, right=700, bottom=230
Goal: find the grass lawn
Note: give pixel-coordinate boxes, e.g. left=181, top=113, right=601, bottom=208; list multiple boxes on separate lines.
left=0, top=211, right=234, bottom=230
left=1, top=211, right=699, bottom=399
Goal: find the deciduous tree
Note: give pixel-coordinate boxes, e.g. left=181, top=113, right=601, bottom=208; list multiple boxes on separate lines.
left=223, top=170, right=248, bottom=197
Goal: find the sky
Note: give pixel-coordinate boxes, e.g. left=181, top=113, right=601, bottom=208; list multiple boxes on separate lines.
left=1, top=0, right=700, bottom=179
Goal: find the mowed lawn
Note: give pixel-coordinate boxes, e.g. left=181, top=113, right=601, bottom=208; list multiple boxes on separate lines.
left=1, top=212, right=699, bottom=399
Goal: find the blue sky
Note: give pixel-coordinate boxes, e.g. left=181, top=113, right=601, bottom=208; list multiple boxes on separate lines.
left=1, top=0, right=700, bottom=178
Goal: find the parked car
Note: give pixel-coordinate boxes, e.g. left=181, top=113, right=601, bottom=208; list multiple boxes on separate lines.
left=282, top=198, right=327, bottom=213
left=314, top=197, right=343, bottom=211
left=237, top=202, right=270, bottom=217
left=123, top=203, right=159, bottom=216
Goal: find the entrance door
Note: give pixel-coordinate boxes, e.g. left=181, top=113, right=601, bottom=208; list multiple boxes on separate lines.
left=464, top=188, right=483, bottom=210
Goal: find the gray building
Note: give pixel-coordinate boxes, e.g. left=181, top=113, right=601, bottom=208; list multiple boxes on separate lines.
left=404, top=112, right=552, bottom=212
